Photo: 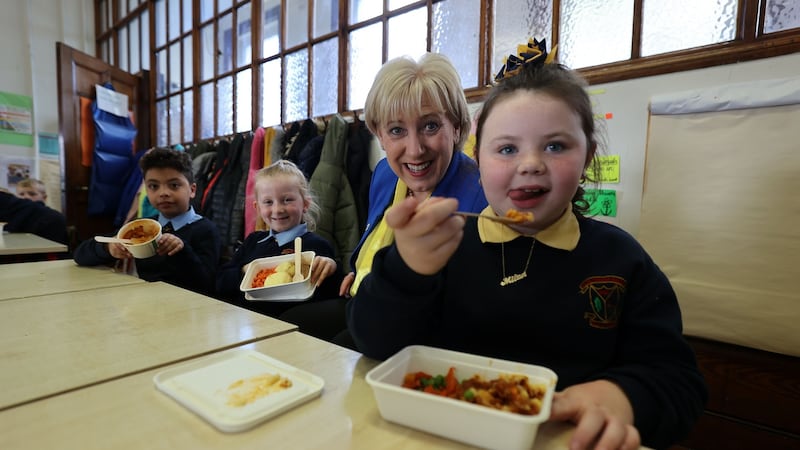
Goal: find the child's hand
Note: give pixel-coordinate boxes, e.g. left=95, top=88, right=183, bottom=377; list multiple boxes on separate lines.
left=384, top=196, right=465, bottom=276
left=156, top=233, right=184, bottom=256
left=108, top=242, right=132, bottom=259
left=309, top=256, right=337, bottom=287
left=549, top=380, right=640, bottom=450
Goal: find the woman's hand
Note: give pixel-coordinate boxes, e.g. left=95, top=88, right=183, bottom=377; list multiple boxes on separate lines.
left=549, top=380, right=640, bottom=450
left=384, top=196, right=465, bottom=276
left=339, top=272, right=355, bottom=297
left=156, top=233, right=184, bottom=256
left=310, top=256, right=337, bottom=287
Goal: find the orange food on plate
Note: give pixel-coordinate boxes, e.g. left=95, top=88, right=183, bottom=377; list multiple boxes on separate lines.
left=402, top=367, right=546, bottom=415
left=505, top=209, right=534, bottom=223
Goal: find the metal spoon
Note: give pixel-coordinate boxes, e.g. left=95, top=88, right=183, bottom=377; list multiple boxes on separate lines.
left=453, top=211, right=533, bottom=225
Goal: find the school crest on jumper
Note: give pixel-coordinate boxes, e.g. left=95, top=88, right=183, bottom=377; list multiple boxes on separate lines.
left=579, top=275, right=626, bottom=329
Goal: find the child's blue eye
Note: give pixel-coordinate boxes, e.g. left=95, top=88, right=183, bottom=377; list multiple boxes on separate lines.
left=388, top=126, right=404, bottom=136
left=498, top=145, right=516, bottom=155
left=546, top=142, right=565, bottom=152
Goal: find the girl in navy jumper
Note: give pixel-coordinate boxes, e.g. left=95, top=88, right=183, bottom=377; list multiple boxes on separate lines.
left=347, top=40, right=706, bottom=450
left=216, top=160, right=341, bottom=316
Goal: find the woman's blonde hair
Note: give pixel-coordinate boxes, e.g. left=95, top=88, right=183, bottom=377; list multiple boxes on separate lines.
left=254, top=160, right=320, bottom=231
left=364, top=53, right=470, bottom=150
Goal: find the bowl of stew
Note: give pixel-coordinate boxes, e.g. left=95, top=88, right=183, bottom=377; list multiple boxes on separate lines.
left=117, top=218, right=162, bottom=258
left=365, top=345, right=558, bottom=450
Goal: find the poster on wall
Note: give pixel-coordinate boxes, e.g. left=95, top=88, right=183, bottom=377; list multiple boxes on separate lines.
left=0, top=91, right=34, bottom=147
left=0, top=155, right=35, bottom=191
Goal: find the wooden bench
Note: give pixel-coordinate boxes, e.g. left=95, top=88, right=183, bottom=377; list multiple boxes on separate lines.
left=670, top=337, right=800, bottom=450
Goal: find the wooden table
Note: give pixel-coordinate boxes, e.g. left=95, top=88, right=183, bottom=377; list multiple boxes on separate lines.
left=0, top=232, right=68, bottom=255
left=0, top=282, right=296, bottom=411
left=0, top=332, right=648, bottom=450
left=0, top=259, right=145, bottom=301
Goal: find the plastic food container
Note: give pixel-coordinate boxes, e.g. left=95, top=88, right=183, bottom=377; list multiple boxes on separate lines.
left=154, top=349, right=324, bottom=433
left=239, top=251, right=316, bottom=301
left=365, top=345, right=558, bottom=450
left=117, top=218, right=161, bottom=258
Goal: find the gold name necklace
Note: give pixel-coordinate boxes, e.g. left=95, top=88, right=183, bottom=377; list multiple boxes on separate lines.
left=500, top=237, right=536, bottom=287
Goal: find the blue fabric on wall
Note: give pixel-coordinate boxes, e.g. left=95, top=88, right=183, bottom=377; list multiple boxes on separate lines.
left=88, top=82, right=138, bottom=217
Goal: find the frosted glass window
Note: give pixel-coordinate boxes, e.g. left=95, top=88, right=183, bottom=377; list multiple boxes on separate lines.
left=183, top=91, right=193, bottom=142
left=119, top=27, right=128, bottom=71
left=387, top=8, right=427, bottom=60
left=200, top=0, right=213, bottom=22
left=237, top=3, right=252, bottom=68
left=314, top=0, right=338, bottom=37
left=286, top=0, right=309, bottom=48
left=765, top=0, right=800, bottom=33
left=389, top=0, right=417, bottom=9
left=262, top=0, right=281, bottom=57
left=155, top=0, right=166, bottom=47
left=261, top=59, right=281, bottom=126
left=100, top=0, right=108, bottom=33
left=118, top=0, right=127, bottom=15
left=432, top=0, right=479, bottom=89
left=218, top=76, right=234, bottom=136
left=219, top=0, right=232, bottom=12
left=200, top=24, right=214, bottom=81
left=168, top=0, right=180, bottom=41
left=182, top=0, right=192, bottom=33
left=284, top=50, right=309, bottom=123
left=236, top=69, right=253, bottom=133
left=130, top=19, right=140, bottom=74
left=200, top=82, right=214, bottom=138
left=559, top=0, right=633, bottom=69
left=169, top=95, right=181, bottom=145
left=349, top=0, right=381, bottom=24
left=347, top=23, right=382, bottom=110
left=142, top=10, right=150, bottom=69
left=156, top=99, right=167, bottom=146
left=642, top=0, right=736, bottom=56
left=169, top=41, right=180, bottom=93
left=156, top=49, right=167, bottom=96
left=312, top=38, right=339, bottom=117
left=493, top=0, right=552, bottom=76
left=218, top=13, right=234, bottom=73
left=182, top=36, right=192, bottom=88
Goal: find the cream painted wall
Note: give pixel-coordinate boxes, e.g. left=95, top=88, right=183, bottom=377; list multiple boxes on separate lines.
left=0, top=0, right=94, bottom=194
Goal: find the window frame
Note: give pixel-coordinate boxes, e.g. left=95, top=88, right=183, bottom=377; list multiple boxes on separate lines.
left=95, top=0, right=800, bottom=144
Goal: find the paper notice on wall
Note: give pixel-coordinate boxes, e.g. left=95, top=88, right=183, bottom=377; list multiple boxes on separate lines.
left=95, top=84, right=129, bottom=117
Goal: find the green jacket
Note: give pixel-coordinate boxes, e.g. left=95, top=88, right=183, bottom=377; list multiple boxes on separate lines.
left=309, top=114, right=360, bottom=272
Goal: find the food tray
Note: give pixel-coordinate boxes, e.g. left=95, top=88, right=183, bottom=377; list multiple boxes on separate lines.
left=240, top=251, right=316, bottom=302
left=365, top=345, right=557, bottom=450
left=154, top=349, right=324, bottom=432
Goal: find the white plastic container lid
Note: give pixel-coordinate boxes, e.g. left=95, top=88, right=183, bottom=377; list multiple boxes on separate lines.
left=154, top=349, right=324, bottom=433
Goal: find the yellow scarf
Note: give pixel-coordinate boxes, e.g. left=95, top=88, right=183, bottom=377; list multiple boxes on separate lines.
left=350, top=179, right=410, bottom=297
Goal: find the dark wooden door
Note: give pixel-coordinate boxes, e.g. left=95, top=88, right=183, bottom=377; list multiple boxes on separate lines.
left=56, top=42, right=151, bottom=243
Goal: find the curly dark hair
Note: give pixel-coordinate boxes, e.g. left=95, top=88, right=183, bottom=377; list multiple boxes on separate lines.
left=139, top=147, right=195, bottom=184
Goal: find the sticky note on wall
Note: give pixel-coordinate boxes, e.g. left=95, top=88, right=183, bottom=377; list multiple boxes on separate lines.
left=585, top=189, right=617, bottom=217
left=591, top=155, right=620, bottom=183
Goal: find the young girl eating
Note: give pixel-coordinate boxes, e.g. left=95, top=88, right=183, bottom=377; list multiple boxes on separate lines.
left=347, top=40, right=706, bottom=450
left=216, top=160, right=341, bottom=316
